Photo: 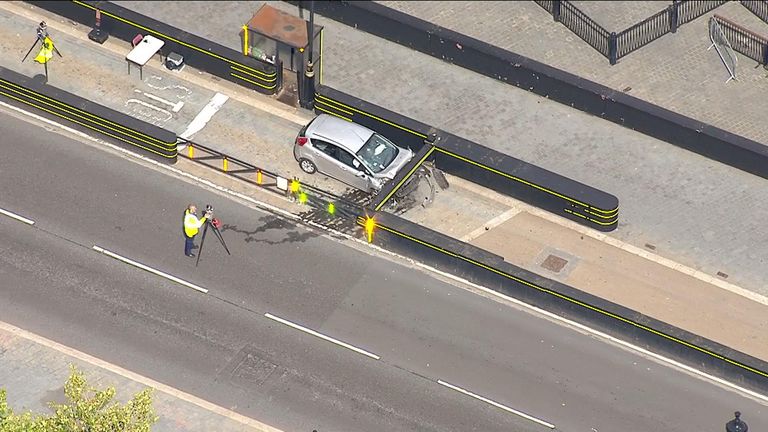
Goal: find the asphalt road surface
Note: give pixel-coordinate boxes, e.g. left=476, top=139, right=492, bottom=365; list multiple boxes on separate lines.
left=0, top=107, right=766, bottom=432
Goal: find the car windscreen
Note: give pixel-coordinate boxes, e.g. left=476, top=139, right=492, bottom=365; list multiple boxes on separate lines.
left=356, top=133, right=399, bottom=174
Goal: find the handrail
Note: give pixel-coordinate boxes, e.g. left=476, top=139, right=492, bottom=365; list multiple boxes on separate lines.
left=177, top=138, right=369, bottom=221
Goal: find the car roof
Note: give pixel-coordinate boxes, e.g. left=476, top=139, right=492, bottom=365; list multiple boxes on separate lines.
left=306, top=114, right=375, bottom=153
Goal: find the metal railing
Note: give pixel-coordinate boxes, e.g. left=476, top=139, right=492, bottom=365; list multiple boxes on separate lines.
left=535, top=0, right=728, bottom=64
left=177, top=139, right=369, bottom=224
left=616, top=7, right=671, bottom=59
left=740, top=0, right=768, bottom=24
left=713, top=14, right=768, bottom=66
left=533, top=0, right=554, bottom=13
left=678, top=0, right=729, bottom=26
left=558, top=0, right=611, bottom=58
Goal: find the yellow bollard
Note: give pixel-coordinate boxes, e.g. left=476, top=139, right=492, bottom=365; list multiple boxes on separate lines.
left=256, top=170, right=263, bottom=185
left=223, top=157, right=229, bottom=172
left=242, top=24, right=249, bottom=56
left=364, top=217, right=375, bottom=243
left=188, top=143, right=194, bottom=158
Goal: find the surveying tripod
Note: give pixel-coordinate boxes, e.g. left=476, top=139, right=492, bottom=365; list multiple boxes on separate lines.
left=196, top=205, right=231, bottom=267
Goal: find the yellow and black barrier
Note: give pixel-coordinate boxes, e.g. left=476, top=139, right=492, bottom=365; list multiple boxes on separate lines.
left=0, top=66, right=177, bottom=162
left=316, top=85, right=619, bottom=232
left=31, top=1, right=281, bottom=94
left=358, top=210, right=768, bottom=394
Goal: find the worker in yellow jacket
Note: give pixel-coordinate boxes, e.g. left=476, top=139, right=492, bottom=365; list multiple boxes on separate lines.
left=183, top=204, right=209, bottom=257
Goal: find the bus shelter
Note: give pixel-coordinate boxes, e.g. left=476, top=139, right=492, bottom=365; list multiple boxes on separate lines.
left=242, top=5, right=323, bottom=83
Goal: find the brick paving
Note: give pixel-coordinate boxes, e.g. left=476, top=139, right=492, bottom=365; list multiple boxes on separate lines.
left=380, top=0, right=768, bottom=144
left=55, top=1, right=768, bottom=295
left=0, top=325, right=263, bottom=431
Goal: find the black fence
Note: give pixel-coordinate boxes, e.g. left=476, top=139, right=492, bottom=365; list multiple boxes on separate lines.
left=616, top=7, right=671, bottom=59
left=537, top=0, right=727, bottom=64
left=558, top=1, right=611, bottom=58
left=740, top=0, right=768, bottom=24
left=714, top=14, right=768, bottom=65
left=678, top=0, right=728, bottom=26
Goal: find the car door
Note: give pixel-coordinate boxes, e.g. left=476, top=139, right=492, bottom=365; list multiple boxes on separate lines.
left=336, top=147, right=373, bottom=191
left=310, top=139, right=343, bottom=176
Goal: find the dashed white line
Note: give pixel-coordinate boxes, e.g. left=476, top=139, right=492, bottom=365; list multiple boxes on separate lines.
left=437, top=379, right=556, bottom=429
left=4, top=98, right=767, bottom=405
left=92, top=245, right=208, bottom=294
left=0, top=207, right=35, bottom=225
left=264, top=313, right=380, bottom=360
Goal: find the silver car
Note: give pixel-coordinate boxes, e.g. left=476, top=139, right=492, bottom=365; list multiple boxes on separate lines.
left=293, top=114, right=414, bottom=193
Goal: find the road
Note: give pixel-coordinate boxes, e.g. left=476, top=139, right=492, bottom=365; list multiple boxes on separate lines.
left=0, top=107, right=765, bottom=432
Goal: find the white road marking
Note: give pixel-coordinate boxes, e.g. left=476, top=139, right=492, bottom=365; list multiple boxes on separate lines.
left=460, top=206, right=522, bottom=242
left=264, top=313, right=381, bottom=360
left=0, top=320, right=284, bottom=432
left=438, top=379, right=556, bottom=428
left=145, top=75, right=192, bottom=97
left=4, top=100, right=768, bottom=405
left=136, top=90, right=185, bottom=113
left=92, top=245, right=208, bottom=294
left=125, top=99, right=173, bottom=122
left=179, top=92, right=229, bottom=141
left=0, top=207, right=35, bottom=225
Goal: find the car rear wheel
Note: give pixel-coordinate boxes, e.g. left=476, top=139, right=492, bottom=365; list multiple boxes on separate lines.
left=299, top=158, right=317, bottom=174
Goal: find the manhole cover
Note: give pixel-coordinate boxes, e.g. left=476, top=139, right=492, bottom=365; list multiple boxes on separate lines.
left=541, top=254, right=568, bottom=273
left=224, top=347, right=279, bottom=389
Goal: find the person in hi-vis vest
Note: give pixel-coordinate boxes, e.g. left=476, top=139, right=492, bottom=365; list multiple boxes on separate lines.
left=183, top=204, right=209, bottom=257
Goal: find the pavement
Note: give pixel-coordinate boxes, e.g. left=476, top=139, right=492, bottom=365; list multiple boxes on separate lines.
left=1, top=1, right=768, bottom=429
left=109, top=0, right=768, bottom=303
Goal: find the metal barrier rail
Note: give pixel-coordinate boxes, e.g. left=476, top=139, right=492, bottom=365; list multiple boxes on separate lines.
left=714, top=14, right=768, bottom=66
left=741, top=0, right=768, bottom=25
left=616, top=7, right=671, bottom=59
left=558, top=0, right=611, bottom=58
left=177, top=138, right=368, bottom=222
left=535, top=0, right=728, bottom=65
left=678, top=0, right=728, bottom=26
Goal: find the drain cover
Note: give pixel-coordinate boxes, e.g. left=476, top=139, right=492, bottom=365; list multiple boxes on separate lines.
left=541, top=254, right=568, bottom=273
left=225, top=347, right=279, bottom=389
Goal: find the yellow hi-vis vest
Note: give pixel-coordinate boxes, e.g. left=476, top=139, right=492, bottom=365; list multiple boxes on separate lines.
left=34, top=37, right=54, bottom=64
left=184, top=210, right=207, bottom=237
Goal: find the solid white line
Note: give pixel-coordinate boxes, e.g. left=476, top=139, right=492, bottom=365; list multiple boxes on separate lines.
left=437, top=379, right=555, bottom=429
left=264, top=313, right=381, bottom=360
left=0, top=320, right=284, bottom=432
left=92, top=245, right=208, bottom=294
left=4, top=99, right=767, bottom=404
left=179, top=92, right=229, bottom=140
left=0, top=207, right=35, bottom=225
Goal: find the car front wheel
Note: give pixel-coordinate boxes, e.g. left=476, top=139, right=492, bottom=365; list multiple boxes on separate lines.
left=299, top=158, right=317, bottom=174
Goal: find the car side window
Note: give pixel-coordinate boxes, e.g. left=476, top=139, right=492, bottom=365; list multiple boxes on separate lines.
left=311, top=139, right=336, bottom=158
left=337, top=149, right=362, bottom=171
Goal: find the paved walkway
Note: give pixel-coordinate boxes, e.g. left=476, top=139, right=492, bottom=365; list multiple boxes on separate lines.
left=111, top=1, right=768, bottom=297
left=0, top=321, right=279, bottom=432
left=382, top=0, right=768, bottom=144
